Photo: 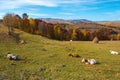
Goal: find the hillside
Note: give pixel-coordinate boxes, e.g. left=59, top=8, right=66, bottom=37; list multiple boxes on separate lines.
left=98, top=22, right=120, bottom=32
left=1, top=15, right=120, bottom=41
left=98, top=22, right=120, bottom=27
left=40, top=18, right=120, bottom=32
left=0, top=24, right=120, bottom=80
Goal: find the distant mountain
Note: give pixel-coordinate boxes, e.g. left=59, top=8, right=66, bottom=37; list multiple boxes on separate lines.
left=40, top=18, right=92, bottom=24
left=97, top=22, right=120, bottom=27
left=40, top=18, right=70, bottom=24
left=69, top=19, right=92, bottom=23
left=38, top=18, right=120, bottom=32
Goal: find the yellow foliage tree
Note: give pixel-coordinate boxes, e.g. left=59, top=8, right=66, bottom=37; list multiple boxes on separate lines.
left=116, top=34, right=120, bottom=40
left=71, top=29, right=77, bottom=40
left=3, top=13, right=17, bottom=35
left=81, top=29, right=89, bottom=40
left=54, top=25, right=61, bottom=40
left=81, top=29, right=88, bottom=37
left=29, top=18, right=36, bottom=33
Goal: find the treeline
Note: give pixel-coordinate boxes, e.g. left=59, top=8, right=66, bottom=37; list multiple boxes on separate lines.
left=3, top=13, right=120, bottom=40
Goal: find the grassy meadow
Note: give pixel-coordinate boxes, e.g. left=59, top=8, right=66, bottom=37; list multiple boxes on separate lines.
left=0, top=24, right=120, bottom=80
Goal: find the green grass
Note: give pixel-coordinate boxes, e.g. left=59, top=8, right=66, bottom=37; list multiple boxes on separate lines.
left=0, top=24, right=120, bottom=80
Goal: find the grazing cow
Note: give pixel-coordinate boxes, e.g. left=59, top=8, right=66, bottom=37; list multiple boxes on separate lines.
left=109, top=50, right=119, bottom=55
left=88, top=59, right=97, bottom=65
left=7, top=52, right=18, bottom=60
left=68, top=53, right=80, bottom=57
left=82, top=58, right=97, bottom=65
left=19, top=40, right=26, bottom=44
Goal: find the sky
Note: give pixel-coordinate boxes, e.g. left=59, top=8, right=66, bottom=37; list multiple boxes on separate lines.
left=0, top=0, right=120, bottom=21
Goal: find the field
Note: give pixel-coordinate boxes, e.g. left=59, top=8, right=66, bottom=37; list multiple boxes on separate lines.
left=0, top=24, right=120, bottom=80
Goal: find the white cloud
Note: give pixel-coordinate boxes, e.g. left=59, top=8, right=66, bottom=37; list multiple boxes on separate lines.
left=0, top=0, right=25, bottom=10
left=25, top=0, right=58, bottom=7
left=104, top=10, right=120, bottom=21
left=0, top=0, right=58, bottom=10
left=0, top=0, right=119, bottom=10
left=59, top=12, right=74, bottom=15
left=0, top=0, right=117, bottom=10
left=27, top=8, right=39, bottom=11
left=0, top=0, right=100, bottom=10
left=30, top=13, right=50, bottom=18
left=0, top=13, right=6, bottom=19
left=105, top=10, right=120, bottom=15
left=61, top=6, right=98, bottom=12
left=0, top=0, right=119, bottom=20
left=58, top=0, right=96, bottom=4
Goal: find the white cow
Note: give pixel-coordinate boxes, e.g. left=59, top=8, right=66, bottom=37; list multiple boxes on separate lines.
left=82, top=58, right=97, bottom=65
left=109, top=50, right=119, bottom=55
left=88, top=59, right=97, bottom=65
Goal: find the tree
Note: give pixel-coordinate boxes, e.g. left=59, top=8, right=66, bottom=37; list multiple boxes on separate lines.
left=81, top=29, right=89, bottom=40
left=38, top=21, right=47, bottom=36
left=98, top=28, right=110, bottom=40
left=22, top=13, right=28, bottom=19
left=15, top=14, right=21, bottom=19
left=29, top=18, right=36, bottom=33
left=14, top=14, right=21, bottom=28
left=76, top=29, right=82, bottom=40
left=71, top=29, right=77, bottom=40
left=34, top=19, right=41, bottom=35
left=3, top=13, right=16, bottom=35
left=116, top=34, right=120, bottom=40
left=21, top=19, right=30, bottom=32
left=54, top=25, right=61, bottom=40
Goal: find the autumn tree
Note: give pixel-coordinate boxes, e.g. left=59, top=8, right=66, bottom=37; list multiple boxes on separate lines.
left=98, top=28, right=110, bottom=40
left=81, top=29, right=90, bottom=40
left=21, top=19, right=30, bottom=32
left=47, top=23, right=55, bottom=39
left=13, top=14, right=21, bottom=28
left=76, top=29, right=83, bottom=40
left=116, top=33, right=120, bottom=40
left=3, top=13, right=16, bottom=35
left=89, top=31, right=98, bottom=40
left=54, top=25, right=62, bottom=40
left=38, top=20, right=47, bottom=36
left=71, top=29, right=77, bottom=40
left=65, top=29, right=72, bottom=41
left=29, top=18, right=36, bottom=33
left=60, top=28, right=68, bottom=40
left=22, top=13, right=28, bottom=19
left=33, top=19, right=41, bottom=35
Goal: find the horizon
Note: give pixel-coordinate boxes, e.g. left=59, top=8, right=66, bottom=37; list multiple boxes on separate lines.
left=0, top=0, right=120, bottom=21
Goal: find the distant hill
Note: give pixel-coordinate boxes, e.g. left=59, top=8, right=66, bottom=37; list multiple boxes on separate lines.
left=40, top=18, right=71, bottom=24
left=97, top=22, right=120, bottom=32
left=40, top=18, right=92, bottom=24
left=98, top=22, right=120, bottom=27
left=39, top=18, right=120, bottom=32
left=70, top=19, right=92, bottom=23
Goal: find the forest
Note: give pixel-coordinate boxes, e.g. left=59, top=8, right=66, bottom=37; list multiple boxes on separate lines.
left=3, top=13, right=120, bottom=41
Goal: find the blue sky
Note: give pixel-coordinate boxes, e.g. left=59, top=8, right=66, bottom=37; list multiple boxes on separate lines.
left=0, top=0, right=120, bottom=21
